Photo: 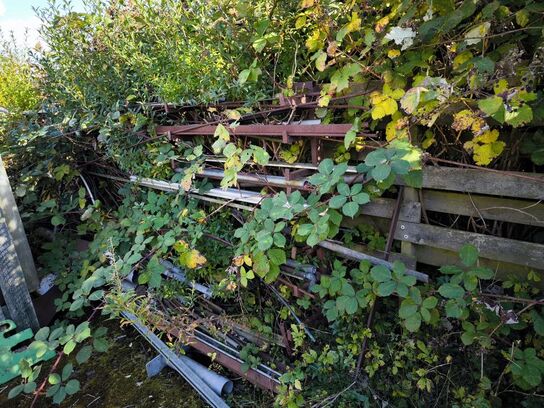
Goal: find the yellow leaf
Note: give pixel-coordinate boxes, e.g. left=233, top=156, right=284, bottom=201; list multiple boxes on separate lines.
left=375, top=16, right=390, bottom=33
left=346, top=12, right=361, bottom=33
left=383, top=84, right=405, bottom=100
left=300, top=0, right=314, bottom=8
left=477, top=129, right=499, bottom=144
left=306, top=29, right=326, bottom=51
left=214, top=123, right=230, bottom=141
left=493, top=79, right=508, bottom=95
left=453, top=51, right=473, bottom=70
left=180, top=249, right=207, bottom=269
left=318, top=94, right=331, bottom=107
left=472, top=141, right=505, bottom=166
left=370, top=91, right=386, bottom=105
left=371, top=97, right=397, bottom=120
left=388, top=49, right=401, bottom=59
left=463, top=129, right=504, bottom=166
left=173, top=240, right=189, bottom=253
left=244, top=254, right=253, bottom=267
left=233, top=256, right=244, bottom=266
left=385, top=118, right=409, bottom=142
left=452, top=109, right=484, bottom=133
left=422, top=130, right=436, bottom=149
left=295, top=16, right=306, bottom=29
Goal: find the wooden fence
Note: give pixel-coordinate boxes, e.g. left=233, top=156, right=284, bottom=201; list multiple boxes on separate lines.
left=344, top=166, right=544, bottom=284
left=154, top=121, right=544, bottom=284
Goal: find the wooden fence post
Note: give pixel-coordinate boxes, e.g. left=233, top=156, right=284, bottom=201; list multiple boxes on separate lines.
left=400, top=187, right=420, bottom=261
left=0, top=209, right=39, bottom=331
left=0, top=157, right=39, bottom=291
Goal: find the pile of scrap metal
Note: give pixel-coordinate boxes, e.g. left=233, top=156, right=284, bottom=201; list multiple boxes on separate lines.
left=120, top=256, right=319, bottom=407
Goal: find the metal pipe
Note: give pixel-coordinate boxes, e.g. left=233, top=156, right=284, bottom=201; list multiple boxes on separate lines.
left=122, top=311, right=230, bottom=408
left=193, top=169, right=310, bottom=189
left=266, top=284, right=316, bottom=342
left=92, top=173, right=429, bottom=282
left=318, top=240, right=429, bottom=282
left=175, top=157, right=359, bottom=173
left=160, top=259, right=213, bottom=298
left=147, top=354, right=234, bottom=396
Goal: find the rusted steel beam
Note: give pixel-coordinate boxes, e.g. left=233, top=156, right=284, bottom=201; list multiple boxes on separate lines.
left=179, top=331, right=281, bottom=393
left=157, top=124, right=354, bottom=139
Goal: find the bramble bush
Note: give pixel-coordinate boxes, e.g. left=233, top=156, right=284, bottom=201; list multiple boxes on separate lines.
left=1, top=0, right=544, bottom=406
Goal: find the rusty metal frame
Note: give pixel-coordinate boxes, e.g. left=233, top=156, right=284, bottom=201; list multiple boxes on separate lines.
left=158, top=124, right=355, bottom=141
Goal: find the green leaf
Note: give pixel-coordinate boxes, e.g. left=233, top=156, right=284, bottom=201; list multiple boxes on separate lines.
left=506, top=104, right=533, bottom=127
left=65, top=379, right=80, bottom=395
left=53, top=386, right=67, bottom=404
left=377, top=280, right=396, bottom=297
left=399, top=300, right=418, bottom=318
left=297, top=223, right=313, bottom=236
left=371, top=164, right=392, bottom=181
left=46, top=383, right=60, bottom=398
left=439, top=283, right=465, bottom=299
left=422, top=296, right=438, bottom=309
left=370, top=265, right=391, bottom=282
left=342, top=201, right=359, bottom=218
left=461, top=331, right=475, bottom=345
left=24, top=381, right=36, bottom=394
left=391, top=160, right=410, bottom=175
left=69, top=298, right=84, bottom=312
left=35, top=327, right=50, bottom=342
left=402, top=170, right=423, bottom=188
left=49, top=373, right=61, bottom=385
left=531, top=310, right=544, bottom=336
left=62, top=363, right=73, bottom=381
left=223, top=143, right=237, bottom=157
left=63, top=340, right=76, bottom=355
left=352, top=192, right=370, bottom=205
left=345, top=297, right=358, bottom=315
left=459, top=244, right=478, bottom=266
left=93, top=337, right=109, bottom=353
left=329, top=195, right=347, bottom=209
left=268, top=248, right=286, bottom=265
left=404, top=314, right=422, bottom=332
left=478, top=96, right=503, bottom=116
left=76, top=345, right=92, bottom=364
left=445, top=300, right=463, bottom=318
left=89, top=290, right=104, bottom=301
left=51, top=214, right=65, bottom=226
left=256, top=231, right=273, bottom=251
left=8, top=384, right=24, bottom=399
left=344, top=129, right=357, bottom=149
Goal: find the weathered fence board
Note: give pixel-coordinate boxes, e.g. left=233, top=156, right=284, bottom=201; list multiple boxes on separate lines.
left=0, top=158, right=39, bottom=291
left=420, top=190, right=544, bottom=226
left=394, top=221, right=544, bottom=271
left=0, top=216, right=39, bottom=331
left=412, top=245, right=539, bottom=281
left=401, top=166, right=544, bottom=200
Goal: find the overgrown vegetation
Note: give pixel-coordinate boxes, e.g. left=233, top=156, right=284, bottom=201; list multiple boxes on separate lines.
left=1, top=0, right=544, bottom=407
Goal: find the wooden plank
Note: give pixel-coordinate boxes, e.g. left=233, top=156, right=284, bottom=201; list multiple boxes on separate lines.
left=413, top=245, right=543, bottom=287
left=356, top=198, right=421, bottom=221
left=401, top=188, right=419, bottom=259
left=0, top=217, right=39, bottom=331
left=394, top=221, right=544, bottom=271
left=402, top=166, right=544, bottom=200
left=0, top=158, right=39, bottom=291
left=421, top=190, right=544, bottom=227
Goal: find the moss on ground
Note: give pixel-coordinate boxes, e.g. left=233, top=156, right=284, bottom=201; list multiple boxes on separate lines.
left=0, top=320, right=204, bottom=408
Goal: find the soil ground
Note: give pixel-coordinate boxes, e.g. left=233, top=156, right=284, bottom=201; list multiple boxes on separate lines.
left=0, top=319, right=205, bottom=408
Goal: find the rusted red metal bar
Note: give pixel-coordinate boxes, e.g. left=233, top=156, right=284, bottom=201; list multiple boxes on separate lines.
left=177, top=330, right=280, bottom=393
left=157, top=124, right=354, bottom=143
